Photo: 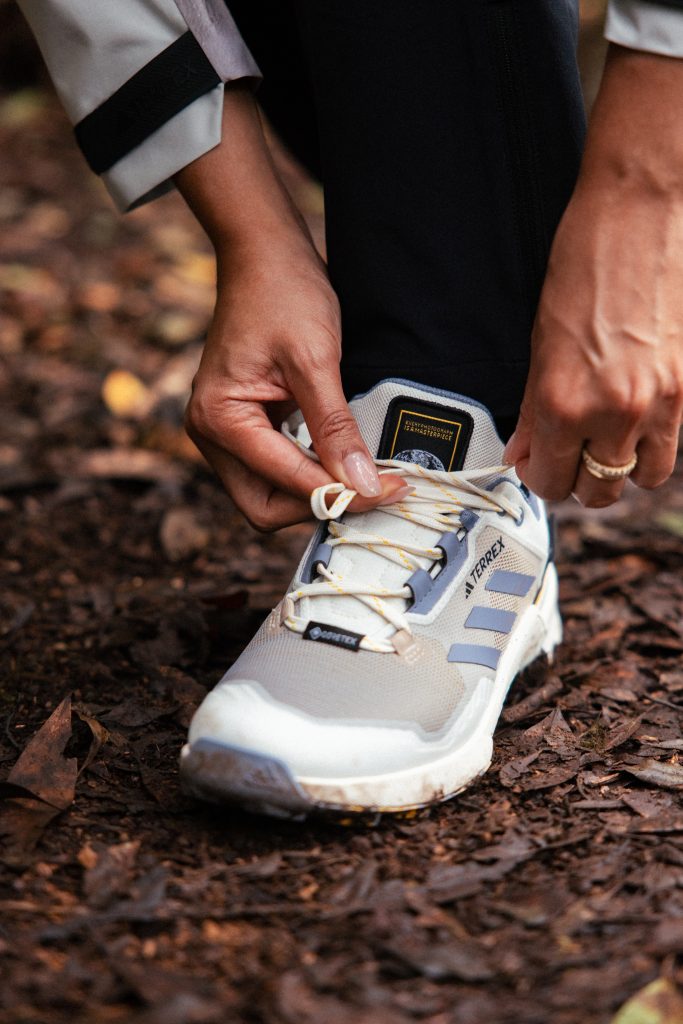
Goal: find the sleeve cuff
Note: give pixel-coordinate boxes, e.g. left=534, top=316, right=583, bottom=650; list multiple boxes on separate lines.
left=606, top=0, right=683, bottom=58
left=103, top=82, right=225, bottom=212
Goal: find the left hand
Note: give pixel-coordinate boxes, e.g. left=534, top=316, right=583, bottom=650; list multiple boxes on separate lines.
left=504, top=45, right=683, bottom=508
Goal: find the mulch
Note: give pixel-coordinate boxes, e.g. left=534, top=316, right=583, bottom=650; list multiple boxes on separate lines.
left=1, top=58, right=683, bottom=1024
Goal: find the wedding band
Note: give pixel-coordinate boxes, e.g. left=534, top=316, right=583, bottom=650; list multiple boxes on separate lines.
left=581, top=446, right=638, bottom=481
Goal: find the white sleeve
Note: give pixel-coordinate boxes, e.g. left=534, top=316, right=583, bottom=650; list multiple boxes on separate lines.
left=606, top=0, right=683, bottom=58
left=17, top=0, right=260, bottom=211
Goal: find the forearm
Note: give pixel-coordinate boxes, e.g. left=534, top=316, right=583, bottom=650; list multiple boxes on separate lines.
left=579, top=43, right=683, bottom=194
left=174, top=84, right=310, bottom=259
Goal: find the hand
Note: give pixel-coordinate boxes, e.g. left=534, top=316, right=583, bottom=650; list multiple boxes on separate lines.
left=505, top=45, right=683, bottom=508
left=186, top=237, right=406, bottom=530
left=176, top=85, right=405, bottom=530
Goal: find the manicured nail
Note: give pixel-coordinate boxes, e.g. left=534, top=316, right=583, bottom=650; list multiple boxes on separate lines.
left=378, top=485, right=412, bottom=506
left=503, top=432, right=517, bottom=463
left=343, top=451, right=382, bottom=497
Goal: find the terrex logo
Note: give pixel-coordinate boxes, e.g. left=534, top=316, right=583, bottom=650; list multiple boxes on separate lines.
left=303, top=621, right=363, bottom=651
left=465, top=536, right=506, bottom=598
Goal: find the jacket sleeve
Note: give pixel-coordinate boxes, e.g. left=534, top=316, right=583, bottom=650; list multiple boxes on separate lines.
left=17, top=0, right=260, bottom=211
left=606, top=0, right=683, bottom=58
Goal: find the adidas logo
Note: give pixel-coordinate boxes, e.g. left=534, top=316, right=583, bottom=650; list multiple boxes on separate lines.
left=464, top=536, right=506, bottom=597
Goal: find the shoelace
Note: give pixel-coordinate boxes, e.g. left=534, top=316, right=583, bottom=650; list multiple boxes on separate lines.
left=281, top=459, right=523, bottom=654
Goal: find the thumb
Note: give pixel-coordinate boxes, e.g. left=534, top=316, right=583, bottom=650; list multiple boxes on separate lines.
left=292, top=364, right=382, bottom=497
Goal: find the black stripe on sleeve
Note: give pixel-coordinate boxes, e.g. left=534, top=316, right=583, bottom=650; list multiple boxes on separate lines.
left=74, top=31, right=221, bottom=175
left=639, top=0, right=683, bottom=8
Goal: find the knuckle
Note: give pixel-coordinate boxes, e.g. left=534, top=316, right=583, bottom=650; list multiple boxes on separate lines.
left=185, top=388, right=237, bottom=447
left=602, top=382, right=649, bottom=423
left=247, top=512, right=278, bottom=534
left=185, top=389, right=214, bottom=440
left=315, top=407, right=358, bottom=448
left=242, top=500, right=278, bottom=533
left=538, top=386, right=580, bottom=428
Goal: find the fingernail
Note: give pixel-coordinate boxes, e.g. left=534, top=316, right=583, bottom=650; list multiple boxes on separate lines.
left=343, top=451, right=382, bottom=497
left=503, top=432, right=517, bottom=463
left=378, top=485, right=412, bottom=506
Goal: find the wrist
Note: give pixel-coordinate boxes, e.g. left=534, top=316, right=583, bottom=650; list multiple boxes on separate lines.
left=176, top=83, right=313, bottom=255
left=581, top=44, right=683, bottom=197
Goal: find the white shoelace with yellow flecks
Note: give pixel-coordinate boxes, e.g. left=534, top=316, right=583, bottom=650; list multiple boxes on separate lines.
left=281, top=459, right=523, bottom=654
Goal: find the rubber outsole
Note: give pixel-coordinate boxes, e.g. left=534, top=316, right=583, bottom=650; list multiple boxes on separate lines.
left=180, top=563, right=562, bottom=820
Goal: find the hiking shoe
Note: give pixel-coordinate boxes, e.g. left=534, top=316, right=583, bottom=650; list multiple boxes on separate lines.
left=181, top=379, right=561, bottom=817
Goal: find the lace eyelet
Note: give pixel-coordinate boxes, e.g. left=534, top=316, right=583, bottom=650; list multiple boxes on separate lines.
left=515, top=506, right=525, bottom=526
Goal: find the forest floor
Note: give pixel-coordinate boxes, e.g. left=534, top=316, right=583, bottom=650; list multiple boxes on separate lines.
left=2, top=21, right=683, bottom=1024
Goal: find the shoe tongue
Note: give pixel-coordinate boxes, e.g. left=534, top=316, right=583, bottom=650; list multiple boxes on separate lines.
left=350, top=379, right=504, bottom=469
left=299, top=380, right=506, bottom=643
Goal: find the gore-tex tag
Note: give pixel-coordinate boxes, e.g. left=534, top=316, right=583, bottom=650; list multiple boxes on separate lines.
left=303, top=621, right=363, bottom=651
left=377, top=397, right=474, bottom=471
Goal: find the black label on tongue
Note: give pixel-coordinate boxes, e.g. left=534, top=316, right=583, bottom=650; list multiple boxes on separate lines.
left=377, top=397, right=474, bottom=471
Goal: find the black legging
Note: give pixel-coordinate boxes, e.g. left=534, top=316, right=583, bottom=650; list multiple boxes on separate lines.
left=227, top=0, right=586, bottom=435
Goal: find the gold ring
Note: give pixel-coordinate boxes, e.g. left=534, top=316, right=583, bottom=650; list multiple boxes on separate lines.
left=581, top=446, right=638, bottom=481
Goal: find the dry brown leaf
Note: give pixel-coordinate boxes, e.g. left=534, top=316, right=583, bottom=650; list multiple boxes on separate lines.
left=0, top=697, right=76, bottom=866
left=5, top=696, right=76, bottom=809
left=623, top=759, right=683, bottom=789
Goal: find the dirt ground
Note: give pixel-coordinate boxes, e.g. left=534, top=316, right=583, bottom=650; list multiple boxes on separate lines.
left=2, top=10, right=683, bottom=1024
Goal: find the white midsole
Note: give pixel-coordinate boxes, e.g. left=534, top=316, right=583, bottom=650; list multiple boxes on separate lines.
left=182, top=562, right=562, bottom=813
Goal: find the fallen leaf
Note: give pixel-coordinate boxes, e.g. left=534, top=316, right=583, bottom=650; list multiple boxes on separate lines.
left=0, top=697, right=76, bottom=865
left=102, top=368, right=152, bottom=418
left=622, top=760, right=683, bottom=790
left=3, top=696, right=76, bottom=808
left=499, top=751, right=540, bottom=787
left=502, top=675, right=563, bottom=723
left=609, top=977, right=683, bottom=1024
left=604, top=715, right=644, bottom=752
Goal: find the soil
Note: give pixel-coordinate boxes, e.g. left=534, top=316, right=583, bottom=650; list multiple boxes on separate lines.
left=2, top=22, right=683, bottom=1024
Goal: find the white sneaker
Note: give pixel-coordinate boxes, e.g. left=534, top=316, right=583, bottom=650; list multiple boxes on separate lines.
left=181, top=379, right=562, bottom=817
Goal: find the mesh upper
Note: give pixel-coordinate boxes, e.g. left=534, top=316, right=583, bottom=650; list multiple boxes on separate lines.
left=224, top=620, right=466, bottom=735
left=222, top=525, right=542, bottom=734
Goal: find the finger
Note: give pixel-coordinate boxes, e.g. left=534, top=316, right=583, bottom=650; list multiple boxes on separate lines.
left=286, top=358, right=385, bottom=498
left=515, top=417, right=583, bottom=502
left=630, top=417, right=681, bottom=489
left=187, top=396, right=332, bottom=502
left=195, top=435, right=315, bottom=530
left=194, top=433, right=410, bottom=530
left=572, top=431, right=639, bottom=508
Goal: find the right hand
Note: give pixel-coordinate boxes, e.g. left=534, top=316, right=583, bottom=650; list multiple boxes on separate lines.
left=175, top=84, right=406, bottom=531
left=185, top=235, right=407, bottom=531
